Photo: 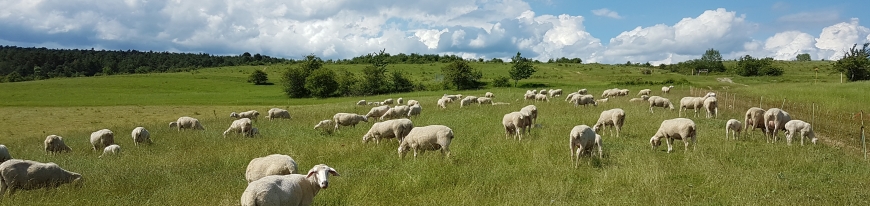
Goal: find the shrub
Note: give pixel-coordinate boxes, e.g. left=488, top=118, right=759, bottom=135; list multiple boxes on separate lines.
left=441, top=61, right=483, bottom=90
left=247, top=70, right=269, bottom=85
left=305, top=68, right=338, bottom=98
left=492, top=76, right=511, bottom=87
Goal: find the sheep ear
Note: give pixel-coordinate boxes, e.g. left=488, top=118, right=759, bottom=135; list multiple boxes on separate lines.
left=328, top=168, right=340, bottom=176
left=306, top=170, right=317, bottom=178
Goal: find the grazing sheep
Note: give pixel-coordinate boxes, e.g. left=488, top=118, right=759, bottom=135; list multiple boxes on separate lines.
left=534, top=93, right=550, bottom=102
left=240, top=164, right=339, bottom=206
left=368, top=101, right=383, bottom=106
left=485, top=92, right=494, bottom=98
left=266, top=108, right=292, bottom=121
left=492, top=102, right=511, bottom=105
left=0, top=159, right=82, bottom=196
left=593, top=108, right=626, bottom=138
left=245, top=154, right=299, bottom=183
left=564, top=92, right=578, bottom=102
left=577, top=89, right=588, bottom=95
left=224, top=118, right=254, bottom=137
left=647, top=96, right=674, bottom=113
left=595, top=98, right=609, bottom=104
left=703, top=97, right=718, bottom=119
left=520, top=105, right=539, bottom=127
left=678, top=97, right=705, bottom=118
left=383, top=98, right=395, bottom=105
left=332, top=113, right=368, bottom=131
left=618, top=89, right=630, bottom=96
left=0, top=145, right=10, bottom=163
left=442, top=94, right=462, bottom=101
left=763, top=108, right=792, bottom=143
left=637, top=89, right=651, bottom=96
left=523, top=93, right=537, bottom=101
left=502, top=112, right=531, bottom=141
left=437, top=98, right=450, bottom=109
left=476, top=97, right=493, bottom=105
left=571, top=95, right=597, bottom=107
left=406, top=100, right=419, bottom=106
left=44, top=135, right=72, bottom=154
left=549, top=89, right=563, bottom=97
left=99, top=144, right=121, bottom=158
left=356, top=100, right=367, bottom=106
left=398, top=125, right=454, bottom=158
left=784, top=120, right=817, bottom=146
left=662, top=85, right=674, bottom=94
left=380, top=105, right=411, bottom=121
left=232, top=110, right=261, bottom=120
left=363, top=119, right=414, bottom=144
left=601, top=88, right=621, bottom=98
left=131, top=127, right=152, bottom=146
left=365, top=105, right=391, bottom=120
left=407, top=104, right=422, bottom=118
left=569, top=125, right=603, bottom=167
left=314, top=120, right=335, bottom=133
left=90, top=129, right=115, bottom=151
left=650, top=118, right=697, bottom=153
left=169, top=116, right=205, bottom=131
left=725, top=119, right=743, bottom=140
left=397, top=98, right=404, bottom=105
left=744, top=107, right=767, bottom=134
left=538, top=89, right=548, bottom=95
left=460, top=97, right=477, bottom=108
left=629, top=95, right=650, bottom=102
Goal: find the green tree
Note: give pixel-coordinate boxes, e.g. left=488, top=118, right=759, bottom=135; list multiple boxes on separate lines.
left=492, top=76, right=511, bottom=87
left=247, top=69, right=269, bottom=85
left=390, top=70, right=414, bottom=93
left=359, top=49, right=390, bottom=95
left=336, top=70, right=360, bottom=96
left=833, top=43, right=870, bottom=81
left=509, top=52, right=536, bottom=87
left=796, top=53, right=812, bottom=61
left=305, top=68, right=338, bottom=98
left=735, top=55, right=783, bottom=77
left=698, top=48, right=726, bottom=72
left=281, top=54, right=323, bottom=98
left=442, top=61, right=483, bottom=90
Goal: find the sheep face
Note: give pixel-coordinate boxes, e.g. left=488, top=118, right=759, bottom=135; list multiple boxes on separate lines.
left=650, top=137, right=662, bottom=148
left=169, top=122, right=178, bottom=128
left=306, top=165, right=340, bottom=189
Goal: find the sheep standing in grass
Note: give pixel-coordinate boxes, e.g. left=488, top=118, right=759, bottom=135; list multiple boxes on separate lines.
left=571, top=95, right=596, bottom=107
left=356, top=100, right=367, bottom=106
left=397, top=98, right=404, bottom=105
left=407, top=104, right=422, bottom=118
left=442, top=94, right=462, bottom=101
left=0, top=159, right=82, bottom=196
left=520, top=105, right=538, bottom=128
left=523, top=93, right=536, bottom=102
left=564, top=92, right=578, bottom=102
left=314, top=120, right=335, bottom=133
left=363, top=119, right=414, bottom=144
left=240, top=164, right=339, bottom=206
left=485, top=92, right=494, bottom=98
left=245, top=154, right=299, bottom=183
left=502, top=112, right=530, bottom=140
left=577, top=89, right=588, bottom=95
left=380, top=105, right=410, bottom=121
left=662, top=85, right=674, bottom=94
left=44, top=135, right=72, bottom=154
left=593, top=108, right=625, bottom=138
left=383, top=98, right=395, bottom=105
left=725, top=119, right=743, bottom=140
left=476, top=97, right=493, bottom=105
left=90, top=129, right=115, bottom=152
left=744, top=107, right=766, bottom=135
left=437, top=97, right=450, bottom=109
left=784, top=120, right=817, bottom=145
left=169, top=116, right=205, bottom=131
left=638, top=89, right=651, bottom=96
left=569, top=125, right=603, bottom=167
left=398, top=125, right=454, bottom=158
left=365, top=105, right=391, bottom=120
left=648, top=96, right=674, bottom=113
left=595, top=98, right=609, bottom=104
left=99, top=144, right=121, bottom=158
left=332, top=113, right=368, bottom=132
left=763, top=108, right=792, bottom=143
left=460, top=96, right=477, bottom=108
left=549, top=89, right=563, bottom=97
left=650, top=118, right=697, bottom=153
left=232, top=110, right=261, bottom=120
left=601, top=89, right=621, bottom=98
left=0, top=145, right=10, bottom=163
left=131, top=127, right=152, bottom=146
left=224, top=118, right=254, bottom=137
left=406, top=100, right=419, bottom=106
left=266, top=108, right=292, bottom=121
left=703, top=97, right=718, bottom=119
left=629, top=95, right=650, bottom=103
left=535, top=93, right=550, bottom=102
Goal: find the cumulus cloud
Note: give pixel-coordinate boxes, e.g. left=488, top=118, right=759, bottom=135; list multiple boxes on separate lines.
left=815, top=18, right=870, bottom=60
left=591, top=8, right=623, bottom=19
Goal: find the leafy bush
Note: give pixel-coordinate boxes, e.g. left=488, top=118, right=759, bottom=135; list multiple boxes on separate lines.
left=833, top=43, right=870, bottom=81
left=492, top=76, right=511, bottom=87
left=247, top=70, right=269, bottom=85
left=390, top=70, right=414, bottom=93
left=441, top=61, right=483, bottom=90
left=735, top=55, right=783, bottom=77
left=305, top=68, right=338, bottom=98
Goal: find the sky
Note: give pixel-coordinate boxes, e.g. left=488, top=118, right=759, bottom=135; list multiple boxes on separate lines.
left=0, top=0, right=868, bottom=65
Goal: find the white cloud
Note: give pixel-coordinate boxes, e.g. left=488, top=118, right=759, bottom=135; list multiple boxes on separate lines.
left=591, top=8, right=622, bottom=19
left=764, top=31, right=817, bottom=60
left=815, top=18, right=870, bottom=60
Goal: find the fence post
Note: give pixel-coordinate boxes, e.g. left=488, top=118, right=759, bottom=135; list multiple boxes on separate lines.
left=862, top=110, right=865, bottom=160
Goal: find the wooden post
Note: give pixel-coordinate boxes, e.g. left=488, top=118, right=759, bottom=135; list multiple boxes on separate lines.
left=841, top=72, right=844, bottom=83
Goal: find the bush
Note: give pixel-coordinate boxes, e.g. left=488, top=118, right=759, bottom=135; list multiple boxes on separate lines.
left=247, top=70, right=269, bottom=85
left=441, top=61, right=483, bottom=90
left=390, top=70, right=414, bottom=93
left=492, top=76, right=511, bottom=87
left=305, top=68, right=338, bottom=98
left=282, top=66, right=310, bottom=98
left=336, top=71, right=360, bottom=97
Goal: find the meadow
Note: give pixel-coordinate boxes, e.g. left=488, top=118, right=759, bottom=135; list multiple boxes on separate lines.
left=0, top=61, right=869, bottom=205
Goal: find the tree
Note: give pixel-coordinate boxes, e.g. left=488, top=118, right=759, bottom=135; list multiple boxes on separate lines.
left=833, top=43, right=870, bottom=81
left=390, top=70, right=414, bottom=93
left=336, top=70, right=359, bottom=96
left=359, top=49, right=390, bottom=95
left=247, top=69, right=269, bottom=85
left=796, top=53, right=812, bottom=61
left=492, top=76, right=511, bottom=87
left=281, top=54, right=323, bottom=98
left=698, top=48, right=726, bottom=72
left=305, top=68, right=338, bottom=98
left=734, top=55, right=783, bottom=77
left=509, top=52, right=536, bottom=87
left=441, top=61, right=483, bottom=90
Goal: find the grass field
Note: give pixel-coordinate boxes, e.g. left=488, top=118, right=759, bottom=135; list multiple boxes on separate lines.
left=0, top=61, right=869, bottom=205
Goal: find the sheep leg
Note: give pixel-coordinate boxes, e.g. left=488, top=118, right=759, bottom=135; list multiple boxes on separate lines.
left=574, top=148, right=582, bottom=168
left=666, top=138, right=674, bottom=153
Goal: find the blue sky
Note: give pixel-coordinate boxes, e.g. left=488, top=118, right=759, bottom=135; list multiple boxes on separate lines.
left=0, top=0, right=867, bottom=64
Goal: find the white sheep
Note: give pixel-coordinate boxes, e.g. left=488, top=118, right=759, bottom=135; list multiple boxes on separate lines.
left=245, top=154, right=299, bottom=183
left=648, top=96, right=674, bottom=113
left=460, top=97, right=477, bottom=108
left=661, top=85, right=674, bottom=94
left=601, top=88, right=621, bottom=98
left=356, top=100, right=367, bottom=106
left=725, top=119, right=743, bottom=140
left=442, top=94, right=462, bottom=101
left=0, top=145, right=10, bottom=163
left=571, top=95, right=597, bottom=107
left=548, top=89, right=563, bottom=97
left=637, top=89, right=651, bottom=96
left=538, top=89, right=548, bottom=95
left=380, top=105, right=410, bottom=121
left=703, top=97, right=718, bottom=119
left=784, top=120, right=817, bottom=146
left=0, top=159, right=82, bottom=196
left=224, top=118, right=254, bottom=137
left=407, top=100, right=419, bottom=106
left=577, top=89, right=588, bottom=95
left=90, top=129, right=115, bottom=151
left=397, top=97, right=404, bottom=105
left=520, top=105, right=538, bottom=127
left=99, top=144, right=121, bottom=158
left=763, top=108, right=792, bottom=143
left=169, top=116, right=205, bottom=131
left=365, top=105, right=391, bottom=120
left=131, top=127, right=152, bottom=146
left=437, top=97, right=450, bottom=109
left=629, top=95, right=650, bottom=103
left=534, top=93, right=550, bottom=102
left=564, top=92, right=578, bottom=102
left=593, top=108, right=625, bottom=138
left=569, top=125, right=603, bottom=167
left=502, top=112, right=530, bottom=141
left=44, top=135, right=72, bottom=154
left=398, top=125, right=454, bottom=158
left=240, top=164, right=339, bottom=206
left=476, top=97, right=493, bottom=105
left=266, top=108, right=292, bottom=121
left=650, top=118, right=697, bottom=153
left=484, top=92, right=494, bottom=98
left=363, top=118, right=414, bottom=144
left=332, top=113, right=368, bottom=131
left=368, top=101, right=383, bottom=106
left=618, top=89, right=630, bottom=96
left=232, top=110, right=261, bottom=120
left=523, top=93, right=536, bottom=101
left=595, top=98, right=609, bottom=104
left=383, top=98, right=395, bottom=105
left=678, top=97, right=705, bottom=117
left=744, top=107, right=767, bottom=134
left=314, top=120, right=335, bottom=133
left=407, top=104, right=422, bottom=118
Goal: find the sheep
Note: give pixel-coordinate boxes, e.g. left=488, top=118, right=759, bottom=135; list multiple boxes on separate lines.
left=618, top=89, right=630, bottom=96
left=224, top=118, right=254, bottom=137
left=407, top=100, right=419, bottom=106
left=0, top=159, right=82, bottom=196
left=763, top=108, right=792, bottom=143
left=476, top=97, right=493, bottom=105
left=484, top=92, right=494, bottom=98
left=571, top=94, right=597, bottom=107
left=577, top=89, right=588, bottom=95
left=314, top=120, right=335, bottom=133
left=407, top=104, right=422, bottom=118
left=383, top=98, right=395, bottom=105
left=520, top=105, right=538, bottom=127
left=538, top=89, right=548, bottom=95
left=502, top=112, right=530, bottom=141
left=564, top=92, right=578, bottom=102
left=784, top=120, right=817, bottom=146
left=678, top=97, right=705, bottom=117
left=44, top=135, right=72, bottom=154
left=725, top=119, right=743, bottom=140
left=397, top=98, right=404, bottom=105
left=356, top=100, right=367, bottom=106
left=398, top=125, right=454, bottom=158
left=169, top=116, right=205, bottom=131
left=661, top=85, right=674, bottom=94
left=703, top=97, right=718, bottom=119
left=548, top=89, right=563, bottom=97
left=648, top=96, right=674, bottom=113
left=131, top=127, right=152, bottom=146
left=99, top=144, right=121, bottom=158
left=232, top=110, right=261, bottom=120
left=593, top=108, right=626, bottom=138
left=523, top=93, right=537, bottom=101
left=0, top=145, right=10, bottom=163
left=332, top=113, right=368, bottom=131
left=595, top=98, right=609, bottom=104
left=601, top=88, right=621, bottom=98
left=534, top=93, right=550, bottom=102
left=629, top=95, right=650, bottom=103
left=492, top=102, right=511, bottom=105
left=437, top=98, right=450, bottom=109
left=90, top=129, right=115, bottom=151
left=442, top=94, right=462, bottom=101
left=240, top=164, right=339, bottom=206
left=380, top=105, right=410, bottom=121
left=649, top=118, right=697, bottom=153
left=744, top=107, right=767, bottom=135
left=363, top=118, right=414, bottom=144
left=365, top=105, right=391, bottom=120
left=266, top=108, right=292, bottom=121
left=245, top=154, right=299, bottom=183
left=460, top=97, right=477, bottom=108
left=368, top=101, right=383, bottom=106
left=569, top=125, right=603, bottom=167
left=637, top=89, right=651, bottom=96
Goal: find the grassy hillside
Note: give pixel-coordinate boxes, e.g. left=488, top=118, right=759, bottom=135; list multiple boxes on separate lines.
left=0, top=62, right=868, bottom=205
